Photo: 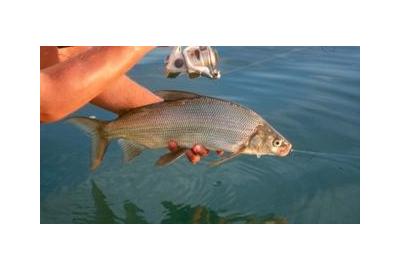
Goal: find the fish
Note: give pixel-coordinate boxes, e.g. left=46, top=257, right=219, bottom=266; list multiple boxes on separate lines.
left=67, top=90, right=292, bottom=170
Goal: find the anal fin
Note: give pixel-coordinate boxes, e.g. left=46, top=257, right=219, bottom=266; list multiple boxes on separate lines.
left=156, top=147, right=188, bottom=167
left=118, top=139, right=143, bottom=163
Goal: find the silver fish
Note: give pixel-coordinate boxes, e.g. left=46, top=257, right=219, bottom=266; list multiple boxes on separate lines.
left=68, top=90, right=292, bottom=170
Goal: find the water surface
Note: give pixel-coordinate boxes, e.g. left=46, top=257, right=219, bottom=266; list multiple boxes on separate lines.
left=40, top=46, right=360, bottom=224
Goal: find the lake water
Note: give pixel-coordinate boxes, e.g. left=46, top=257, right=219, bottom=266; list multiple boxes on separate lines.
left=40, top=46, right=360, bottom=224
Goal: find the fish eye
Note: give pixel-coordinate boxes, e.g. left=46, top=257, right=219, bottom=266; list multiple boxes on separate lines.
left=273, top=139, right=282, bottom=147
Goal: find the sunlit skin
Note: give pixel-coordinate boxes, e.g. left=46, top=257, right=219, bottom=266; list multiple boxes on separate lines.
left=40, top=46, right=162, bottom=120
left=40, top=46, right=214, bottom=164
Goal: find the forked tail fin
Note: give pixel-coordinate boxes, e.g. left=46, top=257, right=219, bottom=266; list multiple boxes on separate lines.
left=67, top=117, right=110, bottom=170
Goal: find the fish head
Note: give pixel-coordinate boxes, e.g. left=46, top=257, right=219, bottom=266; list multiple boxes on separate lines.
left=244, top=124, right=292, bottom=157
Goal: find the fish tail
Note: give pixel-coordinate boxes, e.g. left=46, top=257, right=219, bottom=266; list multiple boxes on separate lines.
left=67, top=117, right=110, bottom=170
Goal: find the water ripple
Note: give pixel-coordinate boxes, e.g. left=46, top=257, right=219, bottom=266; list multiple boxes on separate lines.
left=41, top=47, right=360, bottom=224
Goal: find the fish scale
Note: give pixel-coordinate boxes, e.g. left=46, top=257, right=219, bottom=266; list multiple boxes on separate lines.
left=106, top=96, right=264, bottom=152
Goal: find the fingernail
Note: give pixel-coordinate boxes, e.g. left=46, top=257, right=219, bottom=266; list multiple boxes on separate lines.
left=192, top=144, right=209, bottom=156
left=191, top=155, right=201, bottom=164
left=186, top=150, right=200, bottom=164
left=216, top=149, right=224, bottom=156
left=168, top=139, right=178, bottom=151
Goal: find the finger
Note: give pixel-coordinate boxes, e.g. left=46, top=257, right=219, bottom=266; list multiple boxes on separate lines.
left=192, top=144, right=209, bottom=157
left=186, top=149, right=201, bottom=164
left=168, top=139, right=178, bottom=152
left=216, top=149, right=224, bottom=156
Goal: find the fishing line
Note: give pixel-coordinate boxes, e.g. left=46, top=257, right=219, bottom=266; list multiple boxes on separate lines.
left=292, top=149, right=360, bottom=159
left=222, top=47, right=308, bottom=76
left=140, top=47, right=307, bottom=78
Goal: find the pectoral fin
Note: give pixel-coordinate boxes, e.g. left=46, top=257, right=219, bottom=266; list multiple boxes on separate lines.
left=118, top=139, right=143, bottom=163
left=156, top=147, right=188, bottom=166
left=208, top=147, right=245, bottom=167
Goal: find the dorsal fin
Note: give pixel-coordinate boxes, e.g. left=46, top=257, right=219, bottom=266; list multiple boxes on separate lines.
left=154, top=90, right=201, bottom=101
left=117, top=90, right=202, bottom=118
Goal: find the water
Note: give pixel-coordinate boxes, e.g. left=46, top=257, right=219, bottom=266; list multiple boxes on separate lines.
left=40, top=46, right=360, bottom=224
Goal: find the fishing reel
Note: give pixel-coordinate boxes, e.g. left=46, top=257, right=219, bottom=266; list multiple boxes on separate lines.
left=164, top=46, right=221, bottom=79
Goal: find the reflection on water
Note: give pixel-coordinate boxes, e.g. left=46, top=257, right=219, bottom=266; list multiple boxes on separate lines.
left=41, top=47, right=360, bottom=224
left=73, top=181, right=148, bottom=224
left=161, top=201, right=287, bottom=224
left=74, top=181, right=288, bottom=224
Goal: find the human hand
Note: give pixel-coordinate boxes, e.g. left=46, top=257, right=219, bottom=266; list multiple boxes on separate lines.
left=167, top=140, right=224, bottom=164
left=41, top=46, right=158, bottom=123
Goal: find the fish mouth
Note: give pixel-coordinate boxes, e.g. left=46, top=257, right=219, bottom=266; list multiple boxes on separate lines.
left=277, top=143, right=292, bottom=157
left=212, top=71, right=221, bottom=79
left=201, top=70, right=221, bottom=79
